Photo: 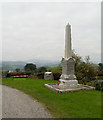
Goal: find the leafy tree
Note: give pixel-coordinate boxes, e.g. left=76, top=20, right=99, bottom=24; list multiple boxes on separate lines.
left=72, top=51, right=99, bottom=80
left=37, top=67, right=47, bottom=73
left=15, top=68, right=21, bottom=72
left=24, top=63, right=36, bottom=72
left=76, top=61, right=98, bottom=80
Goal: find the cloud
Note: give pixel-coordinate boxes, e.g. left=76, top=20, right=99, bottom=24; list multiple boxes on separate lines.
left=2, top=2, right=101, bottom=63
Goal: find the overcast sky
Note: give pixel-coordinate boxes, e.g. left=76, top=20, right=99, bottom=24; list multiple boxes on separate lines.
left=1, top=2, right=101, bottom=63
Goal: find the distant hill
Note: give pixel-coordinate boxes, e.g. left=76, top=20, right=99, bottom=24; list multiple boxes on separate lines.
left=1, top=59, right=60, bottom=71
left=1, top=61, right=26, bottom=71
left=26, top=59, right=60, bottom=68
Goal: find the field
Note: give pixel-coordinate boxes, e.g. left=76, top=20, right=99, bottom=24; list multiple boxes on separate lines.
left=47, top=66, right=62, bottom=73
left=2, top=78, right=101, bottom=118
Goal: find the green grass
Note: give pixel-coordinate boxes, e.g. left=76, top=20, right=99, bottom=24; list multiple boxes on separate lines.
left=2, top=78, right=101, bottom=118
left=47, top=66, right=62, bottom=73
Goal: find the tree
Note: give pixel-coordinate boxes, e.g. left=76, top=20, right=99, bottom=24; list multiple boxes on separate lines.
left=37, top=67, right=47, bottom=73
left=76, top=61, right=98, bottom=80
left=72, top=50, right=98, bottom=80
left=15, top=68, right=21, bottom=72
left=24, top=63, right=36, bottom=72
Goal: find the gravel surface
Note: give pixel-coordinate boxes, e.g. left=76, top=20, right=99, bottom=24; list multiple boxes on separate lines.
left=2, top=85, right=53, bottom=118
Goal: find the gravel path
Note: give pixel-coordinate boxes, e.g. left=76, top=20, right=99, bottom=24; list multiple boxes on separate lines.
left=2, top=85, right=53, bottom=118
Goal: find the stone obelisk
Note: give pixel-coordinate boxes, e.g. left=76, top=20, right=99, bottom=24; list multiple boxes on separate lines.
left=65, top=23, right=72, bottom=59
left=59, top=23, right=78, bottom=88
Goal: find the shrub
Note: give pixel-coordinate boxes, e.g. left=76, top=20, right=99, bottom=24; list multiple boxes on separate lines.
left=75, top=62, right=98, bottom=80
left=37, top=67, right=47, bottom=73
left=91, top=81, right=103, bottom=91
left=2, top=71, right=9, bottom=78
left=101, top=82, right=103, bottom=91
left=53, top=72, right=61, bottom=80
left=95, top=82, right=101, bottom=91
left=36, top=72, right=44, bottom=79
left=78, top=78, right=90, bottom=85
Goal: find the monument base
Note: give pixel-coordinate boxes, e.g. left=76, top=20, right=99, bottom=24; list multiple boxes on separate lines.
left=44, top=83, right=95, bottom=93
left=59, top=79, right=78, bottom=89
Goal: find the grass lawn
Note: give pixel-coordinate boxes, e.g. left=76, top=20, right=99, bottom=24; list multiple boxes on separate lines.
left=2, top=78, right=101, bottom=118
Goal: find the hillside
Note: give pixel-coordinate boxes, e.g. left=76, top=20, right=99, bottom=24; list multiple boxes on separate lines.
left=1, top=59, right=60, bottom=71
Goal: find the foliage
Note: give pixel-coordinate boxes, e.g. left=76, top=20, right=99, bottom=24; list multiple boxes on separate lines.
left=72, top=50, right=82, bottom=65
left=93, top=81, right=103, bottom=91
left=2, top=78, right=101, bottom=118
left=98, top=63, right=103, bottom=77
left=78, top=78, right=90, bottom=85
left=24, top=63, right=36, bottom=72
left=37, top=67, right=47, bottom=73
left=47, top=66, right=62, bottom=80
left=75, top=62, right=98, bottom=80
left=95, top=82, right=101, bottom=91
left=35, top=72, right=44, bottom=79
left=47, top=52, right=100, bottom=82
left=98, top=71, right=103, bottom=76
left=96, top=76, right=103, bottom=80
left=53, top=72, right=61, bottom=80
left=98, top=63, right=103, bottom=71
left=72, top=51, right=99, bottom=81
left=47, top=66, right=62, bottom=73
left=15, top=68, right=21, bottom=72
left=101, top=82, right=103, bottom=91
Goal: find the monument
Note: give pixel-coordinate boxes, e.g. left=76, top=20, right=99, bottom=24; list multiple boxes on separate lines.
left=44, top=23, right=95, bottom=93
left=59, top=23, right=78, bottom=89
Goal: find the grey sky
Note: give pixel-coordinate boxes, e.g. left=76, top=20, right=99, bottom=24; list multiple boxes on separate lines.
left=2, top=2, right=101, bottom=63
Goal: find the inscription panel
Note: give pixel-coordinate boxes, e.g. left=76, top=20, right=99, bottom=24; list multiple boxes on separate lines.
left=61, top=58, right=76, bottom=80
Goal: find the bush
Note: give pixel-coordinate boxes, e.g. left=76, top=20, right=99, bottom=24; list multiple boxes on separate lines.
left=91, top=81, right=103, bottom=91
left=36, top=72, right=44, bottom=79
left=78, top=78, right=90, bottom=85
left=101, top=82, right=103, bottom=91
left=75, top=62, right=98, bottom=80
left=2, top=71, right=9, bottom=78
left=79, top=80, right=103, bottom=91
left=95, top=82, right=101, bottom=91
left=53, top=72, right=61, bottom=80
left=96, top=76, right=103, bottom=80
left=37, top=67, right=47, bottom=73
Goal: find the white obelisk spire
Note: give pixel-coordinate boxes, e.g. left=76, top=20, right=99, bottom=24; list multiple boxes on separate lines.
left=64, top=23, right=72, bottom=59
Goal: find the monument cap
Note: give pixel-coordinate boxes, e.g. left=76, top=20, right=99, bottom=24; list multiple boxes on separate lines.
left=66, top=23, right=71, bottom=27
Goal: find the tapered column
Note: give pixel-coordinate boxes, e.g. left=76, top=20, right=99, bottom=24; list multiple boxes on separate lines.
left=65, top=23, right=72, bottom=59
left=60, top=23, right=78, bottom=88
